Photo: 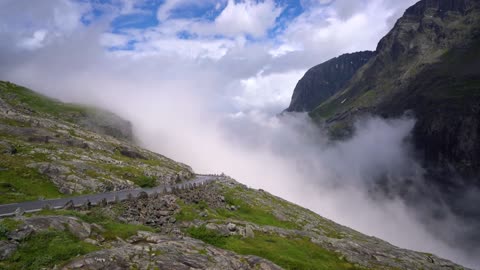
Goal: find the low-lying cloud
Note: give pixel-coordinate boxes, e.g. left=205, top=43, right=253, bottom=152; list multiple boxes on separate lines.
left=138, top=109, right=479, bottom=268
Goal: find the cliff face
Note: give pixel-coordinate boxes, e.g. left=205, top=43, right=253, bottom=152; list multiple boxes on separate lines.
left=285, top=51, right=375, bottom=112
left=308, top=0, right=480, bottom=181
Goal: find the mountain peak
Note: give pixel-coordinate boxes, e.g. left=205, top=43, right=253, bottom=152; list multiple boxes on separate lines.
left=285, top=51, right=375, bottom=112
left=404, top=0, right=476, bottom=16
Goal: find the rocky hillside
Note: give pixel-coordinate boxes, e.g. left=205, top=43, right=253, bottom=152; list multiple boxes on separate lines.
left=286, top=51, right=375, bottom=112
left=0, top=81, right=193, bottom=203
left=308, top=0, right=480, bottom=182
left=0, top=79, right=470, bottom=269
left=0, top=176, right=469, bottom=269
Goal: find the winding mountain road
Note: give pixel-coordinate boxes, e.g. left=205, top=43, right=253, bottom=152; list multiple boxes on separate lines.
left=0, top=175, right=216, bottom=218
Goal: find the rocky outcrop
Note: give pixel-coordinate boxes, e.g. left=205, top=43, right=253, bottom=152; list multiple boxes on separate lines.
left=0, top=240, right=17, bottom=260
left=77, top=109, right=134, bottom=142
left=63, top=231, right=282, bottom=270
left=286, top=51, right=375, bottom=112
left=7, top=216, right=95, bottom=242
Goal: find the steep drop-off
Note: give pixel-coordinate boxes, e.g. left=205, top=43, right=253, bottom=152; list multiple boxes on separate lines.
left=305, top=0, right=480, bottom=181
left=286, top=51, right=375, bottom=112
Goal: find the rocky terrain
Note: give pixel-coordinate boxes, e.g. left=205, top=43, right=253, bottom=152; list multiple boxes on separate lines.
left=0, top=176, right=469, bottom=269
left=0, top=81, right=193, bottom=203
left=286, top=51, right=375, bottom=112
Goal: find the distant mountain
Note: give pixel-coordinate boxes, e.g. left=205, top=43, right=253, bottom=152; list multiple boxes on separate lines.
left=286, top=51, right=375, bottom=112
left=291, top=0, right=480, bottom=184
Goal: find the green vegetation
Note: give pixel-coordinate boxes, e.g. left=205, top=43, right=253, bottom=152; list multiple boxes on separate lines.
left=221, top=186, right=299, bottom=229
left=176, top=199, right=209, bottom=222
left=216, top=195, right=298, bottom=229
left=186, top=226, right=360, bottom=270
left=134, top=175, right=157, bottom=188
left=0, top=218, right=23, bottom=240
left=186, top=226, right=228, bottom=246
left=310, top=99, right=342, bottom=120
left=35, top=207, right=155, bottom=240
left=0, top=157, right=63, bottom=204
left=175, top=187, right=299, bottom=229
left=0, top=117, right=32, bottom=127
left=0, top=81, right=89, bottom=123
left=3, top=230, right=99, bottom=270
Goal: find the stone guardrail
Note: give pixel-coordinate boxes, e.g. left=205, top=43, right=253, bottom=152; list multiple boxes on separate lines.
left=0, top=174, right=218, bottom=218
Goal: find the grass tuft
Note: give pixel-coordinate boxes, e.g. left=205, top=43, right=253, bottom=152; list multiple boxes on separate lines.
left=186, top=226, right=361, bottom=270
left=4, top=230, right=99, bottom=270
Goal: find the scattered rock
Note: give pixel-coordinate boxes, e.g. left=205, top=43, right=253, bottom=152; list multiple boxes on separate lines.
left=227, top=223, right=237, bottom=232
left=118, top=147, right=147, bottom=160
left=80, top=200, right=91, bottom=211
left=0, top=240, right=17, bottom=260
left=137, top=191, right=148, bottom=200
left=83, top=238, right=99, bottom=246
left=63, top=200, right=75, bottom=210
left=14, top=207, right=25, bottom=217
left=245, top=225, right=255, bottom=238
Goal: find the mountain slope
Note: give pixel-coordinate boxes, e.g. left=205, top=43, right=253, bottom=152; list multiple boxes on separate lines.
left=308, top=0, right=480, bottom=180
left=0, top=177, right=469, bottom=269
left=0, top=80, right=470, bottom=269
left=0, top=81, right=193, bottom=203
left=286, top=51, right=375, bottom=112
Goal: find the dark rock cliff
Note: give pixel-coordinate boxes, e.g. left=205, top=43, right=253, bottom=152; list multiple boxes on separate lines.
left=309, top=0, right=480, bottom=182
left=285, top=51, right=375, bottom=112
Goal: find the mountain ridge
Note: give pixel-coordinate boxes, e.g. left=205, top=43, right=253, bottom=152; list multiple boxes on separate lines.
left=286, top=51, right=375, bottom=112
left=288, top=0, right=480, bottom=180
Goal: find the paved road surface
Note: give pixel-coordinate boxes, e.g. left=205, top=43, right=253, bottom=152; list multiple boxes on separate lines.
left=0, top=175, right=216, bottom=217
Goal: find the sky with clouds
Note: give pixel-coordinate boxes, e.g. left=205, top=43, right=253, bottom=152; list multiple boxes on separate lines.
left=0, top=0, right=417, bottom=115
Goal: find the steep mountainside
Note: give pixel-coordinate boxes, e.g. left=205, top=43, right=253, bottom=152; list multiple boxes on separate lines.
left=0, top=81, right=193, bottom=203
left=0, top=81, right=469, bottom=269
left=307, top=0, right=480, bottom=181
left=286, top=51, right=375, bottom=112
left=0, top=177, right=469, bottom=269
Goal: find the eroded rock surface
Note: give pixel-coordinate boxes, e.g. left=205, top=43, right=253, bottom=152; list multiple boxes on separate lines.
left=63, top=231, right=282, bottom=270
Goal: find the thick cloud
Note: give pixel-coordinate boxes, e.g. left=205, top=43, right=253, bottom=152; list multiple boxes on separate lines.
left=0, top=0, right=478, bottom=268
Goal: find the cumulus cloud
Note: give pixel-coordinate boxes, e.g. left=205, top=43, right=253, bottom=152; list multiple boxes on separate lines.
left=0, top=0, right=478, bottom=269
left=213, top=0, right=282, bottom=37
left=275, top=0, right=418, bottom=56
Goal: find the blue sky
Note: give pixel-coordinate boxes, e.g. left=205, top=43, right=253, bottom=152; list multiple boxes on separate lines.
left=78, top=0, right=313, bottom=50
left=101, top=0, right=305, bottom=32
